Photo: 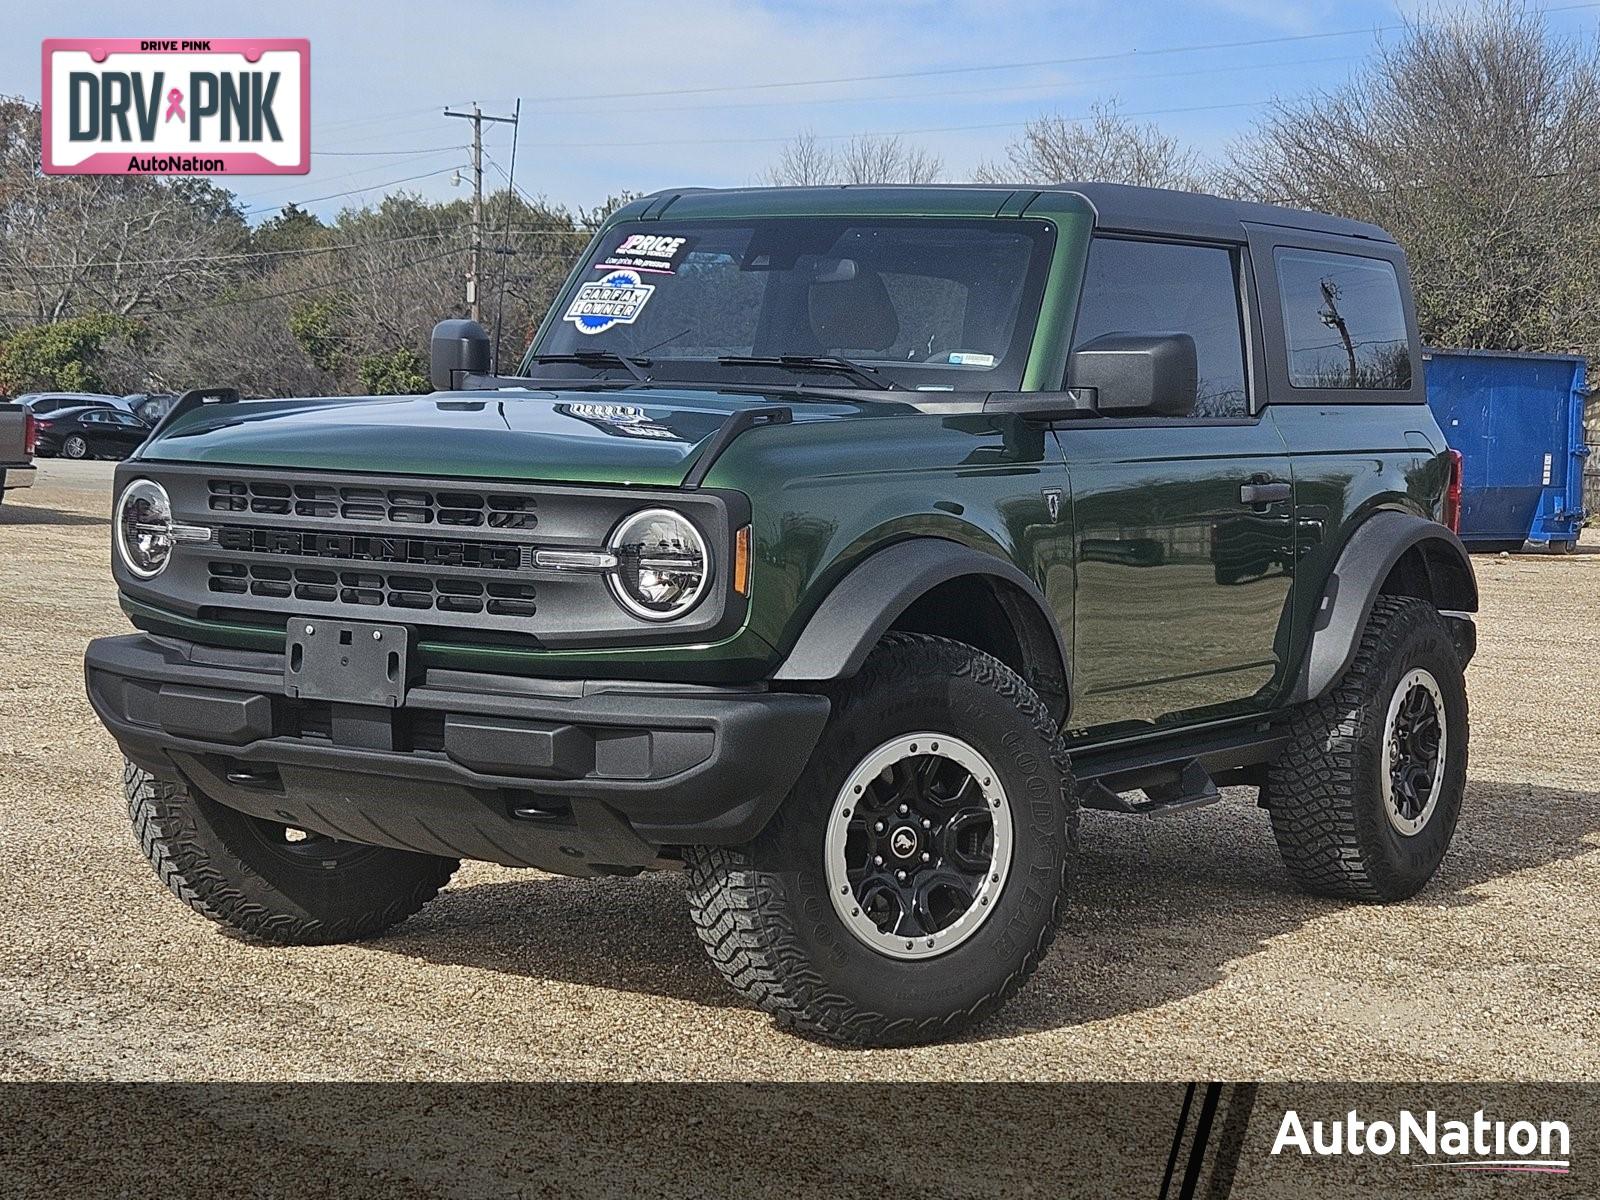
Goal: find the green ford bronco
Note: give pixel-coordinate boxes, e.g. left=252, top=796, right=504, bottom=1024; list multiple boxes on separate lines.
left=87, top=183, right=1476, bottom=1045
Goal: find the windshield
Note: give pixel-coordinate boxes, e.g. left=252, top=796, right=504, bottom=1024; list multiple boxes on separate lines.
left=525, top=217, right=1056, bottom=392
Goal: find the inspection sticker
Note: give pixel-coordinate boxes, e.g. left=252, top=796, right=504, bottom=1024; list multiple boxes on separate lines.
left=564, top=269, right=656, bottom=335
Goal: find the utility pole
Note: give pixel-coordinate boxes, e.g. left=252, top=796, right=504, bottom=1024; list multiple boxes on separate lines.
left=443, top=102, right=518, bottom=323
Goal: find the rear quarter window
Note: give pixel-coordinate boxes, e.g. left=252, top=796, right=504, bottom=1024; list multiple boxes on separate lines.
left=1275, top=247, right=1411, bottom=389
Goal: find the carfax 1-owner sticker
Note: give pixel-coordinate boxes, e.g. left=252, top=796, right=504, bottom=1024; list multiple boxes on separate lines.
left=42, top=39, right=309, bottom=175
left=564, top=270, right=656, bottom=335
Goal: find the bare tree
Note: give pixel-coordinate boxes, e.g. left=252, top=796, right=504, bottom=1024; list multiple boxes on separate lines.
left=766, top=131, right=942, bottom=185
left=836, top=134, right=943, bottom=184
left=974, top=100, right=1204, bottom=188
left=1222, top=1, right=1600, bottom=360
left=0, top=99, right=247, bottom=326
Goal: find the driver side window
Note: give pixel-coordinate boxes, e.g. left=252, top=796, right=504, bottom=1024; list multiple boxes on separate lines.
left=1072, top=237, right=1250, bottom=417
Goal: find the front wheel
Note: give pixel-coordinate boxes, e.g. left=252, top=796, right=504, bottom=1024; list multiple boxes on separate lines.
left=686, top=634, right=1077, bottom=1046
left=125, top=761, right=458, bottom=944
left=1266, top=596, right=1468, bottom=901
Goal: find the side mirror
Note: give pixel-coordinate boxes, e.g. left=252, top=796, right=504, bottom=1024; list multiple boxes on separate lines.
left=1068, top=333, right=1197, bottom=417
left=429, top=319, right=492, bottom=391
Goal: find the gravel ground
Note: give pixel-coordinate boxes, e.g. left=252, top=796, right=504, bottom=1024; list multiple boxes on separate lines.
left=1, top=459, right=1595, bottom=1082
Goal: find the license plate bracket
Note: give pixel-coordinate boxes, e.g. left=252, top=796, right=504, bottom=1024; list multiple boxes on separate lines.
left=285, top=619, right=411, bottom=707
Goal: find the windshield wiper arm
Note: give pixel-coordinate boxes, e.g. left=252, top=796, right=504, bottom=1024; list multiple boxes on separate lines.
left=717, top=354, right=897, bottom=390
left=527, top=350, right=651, bottom=383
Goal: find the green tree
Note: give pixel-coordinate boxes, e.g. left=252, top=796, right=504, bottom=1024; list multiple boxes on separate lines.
left=357, top=348, right=429, bottom=395
left=0, top=314, right=143, bottom=393
left=288, top=294, right=349, bottom=375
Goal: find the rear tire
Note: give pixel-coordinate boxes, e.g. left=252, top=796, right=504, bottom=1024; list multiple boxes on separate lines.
left=62, top=434, right=88, bottom=459
left=1266, top=596, right=1468, bottom=901
left=686, top=634, right=1077, bottom=1046
left=125, top=761, right=457, bottom=944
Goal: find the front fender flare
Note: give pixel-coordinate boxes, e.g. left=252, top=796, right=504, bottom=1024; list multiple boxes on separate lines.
left=771, top=538, right=1069, bottom=690
left=1287, top=511, right=1478, bottom=705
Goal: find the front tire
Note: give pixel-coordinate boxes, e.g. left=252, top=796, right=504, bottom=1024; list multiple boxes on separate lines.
left=1266, top=596, right=1468, bottom=901
left=686, top=634, right=1077, bottom=1046
left=125, top=761, right=458, bottom=944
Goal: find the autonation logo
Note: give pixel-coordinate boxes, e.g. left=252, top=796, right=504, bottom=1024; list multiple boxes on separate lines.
left=1273, top=1108, right=1571, bottom=1176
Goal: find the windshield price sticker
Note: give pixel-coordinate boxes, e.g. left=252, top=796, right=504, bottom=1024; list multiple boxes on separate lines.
left=597, top=233, right=695, bottom=275
left=563, top=269, right=656, bottom=335
left=42, top=38, right=310, bottom=175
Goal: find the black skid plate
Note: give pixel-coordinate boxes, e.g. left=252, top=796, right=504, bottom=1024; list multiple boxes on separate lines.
left=285, top=618, right=412, bottom=707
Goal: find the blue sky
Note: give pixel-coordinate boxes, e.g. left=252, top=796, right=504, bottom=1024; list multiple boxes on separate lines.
left=11, top=1, right=1600, bottom=221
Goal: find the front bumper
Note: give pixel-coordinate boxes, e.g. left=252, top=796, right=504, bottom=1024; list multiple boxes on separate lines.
left=86, top=633, right=830, bottom=875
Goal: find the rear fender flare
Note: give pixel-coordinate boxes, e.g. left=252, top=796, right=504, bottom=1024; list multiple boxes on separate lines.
left=1288, top=511, right=1478, bottom=704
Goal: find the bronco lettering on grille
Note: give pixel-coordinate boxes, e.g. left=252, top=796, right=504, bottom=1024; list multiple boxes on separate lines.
left=215, top=526, right=522, bottom=570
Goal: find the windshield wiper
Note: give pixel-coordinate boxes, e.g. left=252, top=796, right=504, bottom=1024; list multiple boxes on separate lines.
left=716, top=354, right=897, bottom=390
left=527, top=350, right=651, bottom=383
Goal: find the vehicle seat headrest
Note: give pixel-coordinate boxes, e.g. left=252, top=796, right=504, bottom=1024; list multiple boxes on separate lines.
left=809, top=271, right=900, bottom=353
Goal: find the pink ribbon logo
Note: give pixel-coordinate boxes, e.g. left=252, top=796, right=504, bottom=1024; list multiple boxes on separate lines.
left=164, top=88, right=185, bottom=123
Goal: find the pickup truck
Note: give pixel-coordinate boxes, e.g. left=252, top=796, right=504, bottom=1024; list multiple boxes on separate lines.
left=0, top=403, right=37, bottom=506
left=85, top=183, right=1476, bottom=1046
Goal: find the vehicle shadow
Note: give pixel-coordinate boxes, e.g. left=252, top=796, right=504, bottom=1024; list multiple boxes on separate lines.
left=0, top=502, right=108, bottom=528
left=372, top=778, right=1599, bottom=1033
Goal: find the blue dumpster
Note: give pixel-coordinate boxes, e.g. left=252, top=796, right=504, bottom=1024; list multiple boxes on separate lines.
left=1423, top=348, right=1590, bottom=551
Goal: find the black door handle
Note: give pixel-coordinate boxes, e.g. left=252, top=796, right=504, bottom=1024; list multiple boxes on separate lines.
left=1239, top=481, right=1291, bottom=506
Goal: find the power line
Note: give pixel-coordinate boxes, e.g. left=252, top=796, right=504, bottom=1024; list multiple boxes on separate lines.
left=83, top=245, right=472, bottom=321
left=233, top=149, right=463, bottom=202
left=317, top=145, right=464, bottom=157
left=8, top=229, right=471, bottom=272
left=531, top=52, right=1364, bottom=117
left=510, top=99, right=1271, bottom=150
left=311, top=102, right=468, bottom=134
left=520, top=29, right=1382, bottom=105
left=240, top=164, right=468, bottom=215
left=518, top=1, right=1600, bottom=104
left=5, top=225, right=601, bottom=281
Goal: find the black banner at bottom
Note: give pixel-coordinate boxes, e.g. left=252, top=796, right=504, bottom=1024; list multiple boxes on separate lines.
left=1, top=1083, right=1591, bottom=1198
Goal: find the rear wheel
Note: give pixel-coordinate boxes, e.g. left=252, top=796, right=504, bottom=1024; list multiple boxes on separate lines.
left=1266, top=596, right=1468, bottom=901
left=686, top=634, right=1076, bottom=1046
left=62, top=434, right=89, bottom=459
left=125, top=761, right=457, bottom=944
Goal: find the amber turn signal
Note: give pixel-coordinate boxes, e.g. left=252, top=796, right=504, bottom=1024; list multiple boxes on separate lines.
left=733, top=524, right=752, bottom=596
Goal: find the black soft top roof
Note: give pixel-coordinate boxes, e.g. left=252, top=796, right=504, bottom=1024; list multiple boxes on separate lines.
left=639, top=181, right=1396, bottom=245
left=1056, top=181, right=1395, bottom=244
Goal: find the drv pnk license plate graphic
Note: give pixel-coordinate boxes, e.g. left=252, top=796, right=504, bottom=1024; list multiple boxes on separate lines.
left=42, top=38, right=310, bottom=175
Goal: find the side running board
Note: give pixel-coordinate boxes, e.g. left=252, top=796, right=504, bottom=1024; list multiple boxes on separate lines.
left=1080, top=759, right=1222, bottom=817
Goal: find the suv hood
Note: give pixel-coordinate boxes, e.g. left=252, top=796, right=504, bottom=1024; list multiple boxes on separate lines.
left=139, top=387, right=883, bottom=487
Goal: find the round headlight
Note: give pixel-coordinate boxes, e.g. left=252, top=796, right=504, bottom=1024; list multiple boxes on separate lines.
left=116, top=479, right=175, bottom=578
left=607, top=508, right=710, bottom=621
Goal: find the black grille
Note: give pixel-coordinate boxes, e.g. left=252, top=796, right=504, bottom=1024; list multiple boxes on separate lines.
left=206, top=478, right=538, bottom=530
left=136, top=465, right=735, bottom=648
left=214, top=525, right=524, bottom=571
left=206, top=561, right=537, bottom=616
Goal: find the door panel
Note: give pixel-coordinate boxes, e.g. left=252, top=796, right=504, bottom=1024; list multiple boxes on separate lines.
left=1054, top=234, right=1296, bottom=734
left=1057, top=420, right=1296, bottom=732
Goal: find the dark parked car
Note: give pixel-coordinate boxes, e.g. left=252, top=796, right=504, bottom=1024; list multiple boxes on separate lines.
left=34, top=406, right=152, bottom=459
left=16, top=392, right=121, bottom=417
left=122, top=392, right=178, bottom=424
